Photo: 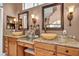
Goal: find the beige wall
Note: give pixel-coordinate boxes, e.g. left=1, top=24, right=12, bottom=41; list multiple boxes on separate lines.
left=3, top=3, right=22, bottom=34
left=3, top=3, right=79, bottom=41
left=64, top=3, right=79, bottom=41
left=25, top=3, right=79, bottom=41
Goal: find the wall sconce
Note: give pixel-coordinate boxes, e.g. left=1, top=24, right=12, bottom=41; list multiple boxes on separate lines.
left=31, top=14, right=37, bottom=25
left=67, top=6, right=74, bottom=26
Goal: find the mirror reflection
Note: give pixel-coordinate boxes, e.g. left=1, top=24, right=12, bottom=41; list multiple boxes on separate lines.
left=18, top=11, right=29, bottom=30
left=42, top=3, right=64, bottom=30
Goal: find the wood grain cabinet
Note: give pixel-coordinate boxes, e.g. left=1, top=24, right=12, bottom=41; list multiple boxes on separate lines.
left=57, top=45, right=79, bottom=56
left=4, top=36, right=79, bottom=56
left=17, top=41, right=34, bottom=56
left=34, top=41, right=56, bottom=56
left=34, top=41, right=79, bottom=56
left=8, top=37, right=17, bottom=56
left=35, top=48, right=56, bottom=56
left=4, top=36, right=18, bottom=56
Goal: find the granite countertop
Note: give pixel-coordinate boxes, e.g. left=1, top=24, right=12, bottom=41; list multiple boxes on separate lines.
left=17, top=37, right=34, bottom=44
left=4, top=34, right=79, bottom=48
left=34, top=38, right=79, bottom=48
left=17, top=37, right=40, bottom=44
left=17, top=36, right=79, bottom=48
left=4, top=34, right=27, bottom=38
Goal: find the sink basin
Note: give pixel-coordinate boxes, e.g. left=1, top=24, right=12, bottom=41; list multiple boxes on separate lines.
left=12, top=31, right=23, bottom=36
left=41, top=33, right=58, bottom=40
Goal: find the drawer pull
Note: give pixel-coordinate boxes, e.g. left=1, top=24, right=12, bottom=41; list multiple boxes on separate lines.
left=65, top=50, right=69, bottom=53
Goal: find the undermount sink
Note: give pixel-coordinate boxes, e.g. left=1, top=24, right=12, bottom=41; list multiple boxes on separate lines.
left=41, top=33, right=58, bottom=40
left=12, top=31, right=23, bottom=36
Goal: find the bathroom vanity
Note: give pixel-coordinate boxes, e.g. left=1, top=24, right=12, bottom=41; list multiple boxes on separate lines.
left=4, top=34, right=79, bottom=56
left=4, top=35, right=27, bottom=56
left=34, top=38, right=79, bottom=56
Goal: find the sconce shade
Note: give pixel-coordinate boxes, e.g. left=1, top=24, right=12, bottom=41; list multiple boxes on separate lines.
left=31, top=14, right=35, bottom=19
left=67, top=5, right=75, bottom=26
left=68, top=6, right=74, bottom=13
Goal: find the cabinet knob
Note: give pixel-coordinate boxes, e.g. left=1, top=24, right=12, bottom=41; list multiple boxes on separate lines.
left=65, top=50, right=69, bottom=53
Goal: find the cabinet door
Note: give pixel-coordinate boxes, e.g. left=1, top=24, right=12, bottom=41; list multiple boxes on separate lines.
left=8, top=37, right=17, bottom=56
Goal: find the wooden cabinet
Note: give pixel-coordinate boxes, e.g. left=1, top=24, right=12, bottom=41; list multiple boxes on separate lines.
left=57, top=45, right=79, bottom=56
left=4, top=36, right=17, bottom=56
left=4, top=36, right=79, bottom=56
left=34, top=41, right=79, bottom=56
left=17, top=41, right=34, bottom=56
left=35, top=48, right=56, bottom=56
left=17, top=45, right=24, bottom=56
left=8, top=37, right=17, bottom=56
left=34, top=42, right=56, bottom=51
left=34, top=41, right=56, bottom=56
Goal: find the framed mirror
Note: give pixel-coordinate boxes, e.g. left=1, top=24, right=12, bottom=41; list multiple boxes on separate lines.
left=42, top=3, right=64, bottom=30
left=18, top=11, right=29, bottom=30
left=6, top=16, right=16, bottom=29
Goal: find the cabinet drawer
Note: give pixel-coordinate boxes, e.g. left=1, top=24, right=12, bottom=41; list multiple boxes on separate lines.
left=8, top=37, right=16, bottom=42
left=35, top=48, right=55, bottom=56
left=57, top=45, right=79, bottom=56
left=34, top=42, right=55, bottom=51
left=18, top=41, right=33, bottom=48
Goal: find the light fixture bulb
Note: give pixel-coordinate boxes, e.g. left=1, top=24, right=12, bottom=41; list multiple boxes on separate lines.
left=68, top=6, right=74, bottom=13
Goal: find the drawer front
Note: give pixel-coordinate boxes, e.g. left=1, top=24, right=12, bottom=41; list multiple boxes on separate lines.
left=34, top=42, right=55, bottom=51
left=57, top=45, right=79, bottom=56
left=35, top=48, right=55, bottom=56
left=8, top=37, right=17, bottom=42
